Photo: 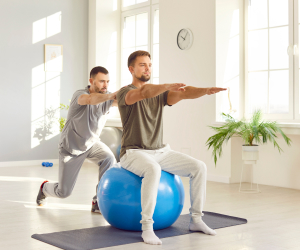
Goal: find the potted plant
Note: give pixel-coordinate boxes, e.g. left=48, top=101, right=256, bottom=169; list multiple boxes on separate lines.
left=206, top=110, right=292, bottom=165
left=59, top=102, right=70, bottom=132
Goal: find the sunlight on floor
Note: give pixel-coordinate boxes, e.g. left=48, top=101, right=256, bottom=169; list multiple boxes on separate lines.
left=0, top=176, right=54, bottom=182
left=8, top=200, right=103, bottom=212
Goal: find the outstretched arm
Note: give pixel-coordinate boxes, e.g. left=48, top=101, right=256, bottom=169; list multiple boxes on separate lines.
left=167, top=86, right=227, bottom=105
left=78, top=91, right=118, bottom=105
left=125, top=83, right=186, bottom=105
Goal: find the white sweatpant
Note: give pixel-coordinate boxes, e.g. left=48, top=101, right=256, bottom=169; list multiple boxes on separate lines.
left=120, top=144, right=207, bottom=231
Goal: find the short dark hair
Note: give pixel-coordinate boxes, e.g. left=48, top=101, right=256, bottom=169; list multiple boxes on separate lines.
left=90, top=66, right=109, bottom=78
left=128, top=50, right=151, bottom=68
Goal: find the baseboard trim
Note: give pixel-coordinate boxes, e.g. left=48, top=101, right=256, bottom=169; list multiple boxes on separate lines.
left=207, top=174, right=230, bottom=184
left=0, top=159, right=59, bottom=167
left=0, top=159, right=95, bottom=167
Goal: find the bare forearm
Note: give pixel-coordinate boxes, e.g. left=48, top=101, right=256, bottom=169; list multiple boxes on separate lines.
left=88, top=93, right=114, bottom=105
left=167, top=86, right=227, bottom=105
left=140, top=84, right=168, bottom=99
left=181, top=86, right=208, bottom=99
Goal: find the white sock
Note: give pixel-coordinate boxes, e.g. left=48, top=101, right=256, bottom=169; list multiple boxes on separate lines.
left=189, top=220, right=217, bottom=236
left=141, top=230, right=162, bottom=245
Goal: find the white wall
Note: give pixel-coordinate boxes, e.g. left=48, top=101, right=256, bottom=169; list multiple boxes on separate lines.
left=160, top=0, right=232, bottom=183
left=0, top=0, right=88, bottom=162
left=231, top=136, right=300, bottom=190
left=88, top=0, right=121, bottom=118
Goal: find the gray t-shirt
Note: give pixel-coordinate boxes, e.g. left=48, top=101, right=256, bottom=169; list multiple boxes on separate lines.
left=117, top=84, right=170, bottom=159
left=59, top=86, right=113, bottom=155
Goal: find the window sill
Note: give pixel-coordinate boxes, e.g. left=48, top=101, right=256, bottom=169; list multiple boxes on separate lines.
left=211, top=122, right=300, bottom=135
left=278, top=123, right=300, bottom=135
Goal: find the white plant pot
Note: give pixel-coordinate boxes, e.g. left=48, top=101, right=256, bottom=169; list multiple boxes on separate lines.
left=242, top=145, right=259, bottom=164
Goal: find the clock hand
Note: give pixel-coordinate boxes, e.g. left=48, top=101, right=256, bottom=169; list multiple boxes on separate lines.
left=181, top=36, right=185, bottom=41
left=184, top=31, right=188, bottom=39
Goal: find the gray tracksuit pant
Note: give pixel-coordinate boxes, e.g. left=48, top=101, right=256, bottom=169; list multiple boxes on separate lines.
left=120, top=144, right=207, bottom=231
left=43, top=141, right=116, bottom=201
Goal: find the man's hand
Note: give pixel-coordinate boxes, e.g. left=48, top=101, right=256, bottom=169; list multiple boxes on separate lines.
left=110, top=90, right=119, bottom=100
left=167, top=86, right=227, bottom=105
left=165, top=83, right=186, bottom=92
left=206, top=87, right=227, bottom=95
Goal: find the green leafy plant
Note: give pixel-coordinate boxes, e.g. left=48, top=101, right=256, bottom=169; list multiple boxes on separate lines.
left=206, top=110, right=292, bottom=165
left=59, top=102, right=70, bottom=132
left=59, top=117, right=67, bottom=132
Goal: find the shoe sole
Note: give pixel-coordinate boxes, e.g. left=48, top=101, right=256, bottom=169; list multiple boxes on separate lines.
left=91, top=209, right=101, bottom=214
left=37, top=202, right=47, bottom=206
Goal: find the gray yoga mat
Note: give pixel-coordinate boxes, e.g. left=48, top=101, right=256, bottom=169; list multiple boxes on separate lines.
left=32, top=212, right=247, bottom=250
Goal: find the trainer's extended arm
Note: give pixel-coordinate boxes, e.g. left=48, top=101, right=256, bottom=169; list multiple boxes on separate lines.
left=125, top=83, right=186, bottom=105
left=78, top=91, right=118, bottom=105
left=167, top=86, right=227, bottom=105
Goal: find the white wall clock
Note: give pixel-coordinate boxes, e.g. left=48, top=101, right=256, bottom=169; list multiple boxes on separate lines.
left=177, top=28, right=193, bottom=50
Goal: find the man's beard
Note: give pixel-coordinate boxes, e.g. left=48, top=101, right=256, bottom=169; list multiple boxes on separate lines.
left=95, top=86, right=107, bottom=94
left=136, top=74, right=151, bottom=82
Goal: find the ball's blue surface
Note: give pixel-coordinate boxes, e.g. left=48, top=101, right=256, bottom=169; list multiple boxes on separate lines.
left=42, top=162, right=45, bottom=166
left=97, top=165, right=185, bottom=231
left=45, top=162, right=50, bottom=167
left=49, top=163, right=53, bottom=167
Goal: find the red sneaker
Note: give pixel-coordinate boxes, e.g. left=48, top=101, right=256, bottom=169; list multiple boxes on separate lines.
left=36, top=180, right=49, bottom=206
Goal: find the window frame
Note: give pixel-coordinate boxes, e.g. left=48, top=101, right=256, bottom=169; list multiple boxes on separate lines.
left=244, top=0, right=295, bottom=122
left=122, top=0, right=150, bottom=12
left=151, top=3, right=159, bottom=84
left=121, top=6, right=151, bottom=87
left=294, top=0, right=300, bottom=120
left=120, top=1, right=159, bottom=88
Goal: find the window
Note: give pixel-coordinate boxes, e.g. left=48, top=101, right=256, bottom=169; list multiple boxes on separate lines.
left=121, top=11, right=149, bottom=86
left=121, top=0, right=159, bottom=87
left=245, top=0, right=300, bottom=122
left=123, top=0, right=148, bottom=8
left=152, top=9, right=159, bottom=85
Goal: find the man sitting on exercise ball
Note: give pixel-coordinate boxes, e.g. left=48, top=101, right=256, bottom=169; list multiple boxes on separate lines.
left=117, top=50, right=226, bottom=245
left=36, top=66, right=118, bottom=213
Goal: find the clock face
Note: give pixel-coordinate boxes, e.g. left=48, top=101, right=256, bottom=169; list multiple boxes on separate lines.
left=177, top=29, right=193, bottom=50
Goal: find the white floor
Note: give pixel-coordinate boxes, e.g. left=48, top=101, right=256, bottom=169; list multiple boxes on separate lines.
left=0, top=162, right=300, bottom=250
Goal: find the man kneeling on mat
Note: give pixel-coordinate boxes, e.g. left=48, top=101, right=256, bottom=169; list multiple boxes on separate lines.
left=36, top=66, right=118, bottom=213
left=117, top=50, right=227, bottom=245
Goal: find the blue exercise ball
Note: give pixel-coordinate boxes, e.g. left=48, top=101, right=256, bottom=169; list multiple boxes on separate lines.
left=97, top=165, right=185, bottom=231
